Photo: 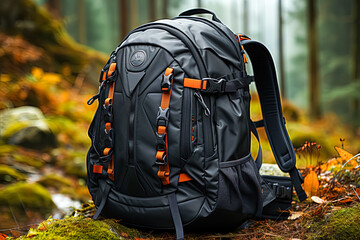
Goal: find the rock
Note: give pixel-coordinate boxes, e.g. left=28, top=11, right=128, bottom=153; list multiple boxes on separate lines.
left=0, top=164, right=27, bottom=183
left=260, top=163, right=289, bottom=177
left=0, top=182, right=55, bottom=214
left=0, top=106, right=57, bottom=149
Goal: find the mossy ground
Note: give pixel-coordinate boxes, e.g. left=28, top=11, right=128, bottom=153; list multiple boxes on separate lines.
left=13, top=216, right=145, bottom=240
left=307, top=204, right=360, bottom=240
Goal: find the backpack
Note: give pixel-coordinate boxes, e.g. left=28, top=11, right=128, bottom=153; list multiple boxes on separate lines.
left=86, top=8, right=307, bottom=239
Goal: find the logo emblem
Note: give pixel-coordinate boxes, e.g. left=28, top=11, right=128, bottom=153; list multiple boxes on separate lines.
left=130, top=50, right=146, bottom=67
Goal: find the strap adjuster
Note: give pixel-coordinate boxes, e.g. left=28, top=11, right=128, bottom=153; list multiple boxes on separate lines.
left=155, top=132, right=166, bottom=150
left=156, top=151, right=167, bottom=165
left=161, top=72, right=173, bottom=91
left=202, top=78, right=225, bottom=93
left=156, top=107, right=169, bottom=127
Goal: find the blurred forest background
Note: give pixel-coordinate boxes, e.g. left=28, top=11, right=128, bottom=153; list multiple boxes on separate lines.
left=0, top=0, right=360, bottom=238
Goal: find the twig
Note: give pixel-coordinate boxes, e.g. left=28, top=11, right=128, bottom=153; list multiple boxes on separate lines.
left=353, top=187, right=360, bottom=201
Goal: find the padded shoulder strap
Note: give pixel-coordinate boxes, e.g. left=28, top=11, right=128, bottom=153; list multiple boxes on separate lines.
left=242, top=40, right=307, bottom=201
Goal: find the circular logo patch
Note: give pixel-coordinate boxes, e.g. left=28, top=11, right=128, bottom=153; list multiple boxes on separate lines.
left=130, top=50, right=146, bottom=67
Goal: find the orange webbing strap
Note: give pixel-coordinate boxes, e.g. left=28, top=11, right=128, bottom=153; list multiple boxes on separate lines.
left=157, top=68, right=173, bottom=185
left=183, top=78, right=207, bottom=90
left=241, top=45, right=249, bottom=63
left=105, top=62, right=116, bottom=181
left=178, top=173, right=192, bottom=183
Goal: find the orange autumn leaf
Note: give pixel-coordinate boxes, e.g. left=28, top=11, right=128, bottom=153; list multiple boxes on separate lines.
left=334, top=146, right=353, bottom=161
left=303, top=171, right=319, bottom=197
left=334, top=146, right=358, bottom=168
left=0, top=233, right=8, bottom=240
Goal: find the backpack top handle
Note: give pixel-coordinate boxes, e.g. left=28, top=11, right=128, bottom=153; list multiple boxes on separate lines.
left=178, top=8, right=222, bottom=23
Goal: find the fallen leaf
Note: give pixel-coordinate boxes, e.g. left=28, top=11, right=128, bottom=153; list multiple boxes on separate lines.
left=334, top=146, right=353, bottom=161
left=303, top=171, right=319, bottom=197
left=339, top=197, right=353, bottom=204
left=311, top=196, right=325, bottom=204
left=0, top=233, right=8, bottom=240
left=120, top=232, right=128, bottom=238
left=289, top=211, right=304, bottom=220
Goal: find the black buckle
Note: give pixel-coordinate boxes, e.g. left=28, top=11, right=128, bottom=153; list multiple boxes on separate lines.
left=161, top=72, right=173, bottom=91
left=155, top=132, right=166, bottom=151
left=156, top=107, right=169, bottom=127
left=202, top=78, right=225, bottom=93
left=271, top=183, right=292, bottom=199
left=104, top=129, right=114, bottom=148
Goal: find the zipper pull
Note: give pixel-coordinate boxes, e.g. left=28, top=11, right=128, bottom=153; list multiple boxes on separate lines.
left=194, top=91, right=210, bottom=116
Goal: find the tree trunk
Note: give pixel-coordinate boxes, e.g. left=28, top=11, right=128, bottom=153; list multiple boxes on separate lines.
left=278, top=0, right=286, bottom=98
left=149, top=0, right=156, bottom=21
left=78, top=0, right=86, bottom=44
left=243, top=0, right=248, bottom=33
left=197, top=0, right=202, bottom=8
left=119, top=0, right=128, bottom=40
left=130, top=0, right=138, bottom=29
left=351, top=0, right=360, bottom=127
left=307, top=0, right=321, bottom=119
left=163, top=0, right=169, bottom=19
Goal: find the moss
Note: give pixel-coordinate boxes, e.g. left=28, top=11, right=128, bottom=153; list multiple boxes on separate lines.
left=0, top=144, right=17, bottom=154
left=17, top=217, right=121, bottom=240
left=13, top=153, right=44, bottom=169
left=307, top=205, right=360, bottom=240
left=1, top=122, right=29, bottom=140
left=0, top=182, right=54, bottom=214
left=37, top=174, right=72, bottom=190
left=0, top=164, right=26, bottom=183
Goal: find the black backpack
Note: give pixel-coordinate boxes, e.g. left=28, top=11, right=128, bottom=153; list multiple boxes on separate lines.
left=86, top=8, right=306, bottom=239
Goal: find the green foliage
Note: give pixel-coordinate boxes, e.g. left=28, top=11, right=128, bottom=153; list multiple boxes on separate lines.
left=0, top=164, right=26, bottom=183
left=307, top=204, right=360, bottom=240
left=0, top=182, right=55, bottom=214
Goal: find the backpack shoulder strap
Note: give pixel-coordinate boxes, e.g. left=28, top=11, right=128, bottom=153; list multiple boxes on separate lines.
left=241, top=39, right=307, bottom=201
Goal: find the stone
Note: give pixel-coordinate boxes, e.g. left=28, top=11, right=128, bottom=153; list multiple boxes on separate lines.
left=0, top=106, right=57, bottom=149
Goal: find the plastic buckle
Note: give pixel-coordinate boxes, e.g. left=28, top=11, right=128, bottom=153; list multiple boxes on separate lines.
left=156, top=107, right=169, bottom=127
left=155, top=132, right=166, bottom=150
left=104, top=129, right=114, bottom=148
left=161, top=72, right=173, bottom=91
left=202, top=78, right=225, bottom=93
left=273, top=183, right=292, bottom=199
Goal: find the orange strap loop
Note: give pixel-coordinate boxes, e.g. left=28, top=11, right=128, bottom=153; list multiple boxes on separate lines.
left=156, top=68, right=174, bottom=185
left=241, top=45, right=249, bottom=64
left=183, top=78, right=207, bottom=90
left=178, top=173, right=192, bottom=183
left=93, top=164, right=103, bottom=174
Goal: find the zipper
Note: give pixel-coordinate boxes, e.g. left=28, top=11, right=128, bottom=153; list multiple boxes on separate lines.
left=128, top=88, right=138, bottom=166
left=180, top=87, right=192, bottom=159
left=126, top=23, right=214, bottom=158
